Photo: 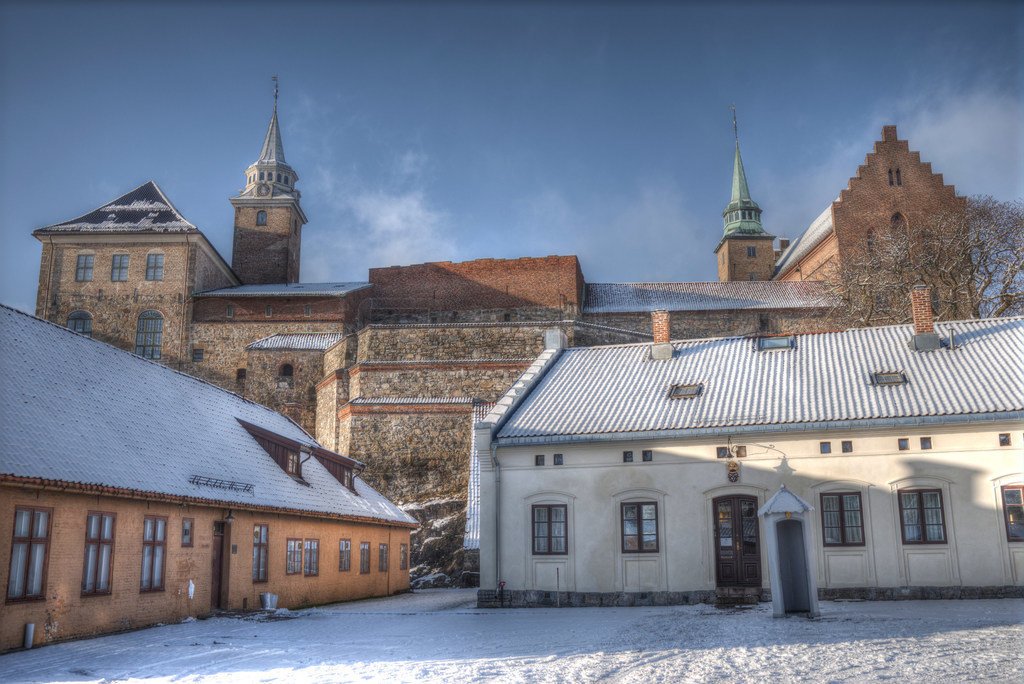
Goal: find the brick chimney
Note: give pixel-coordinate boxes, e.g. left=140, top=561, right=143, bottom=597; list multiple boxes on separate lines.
left=908, top=285, right=940, bottom=351
left=652, top=309, right=670, bottom=344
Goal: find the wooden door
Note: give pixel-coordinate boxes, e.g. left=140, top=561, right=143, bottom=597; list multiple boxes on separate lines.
left=211, top=522, right=224, bottom=609
left=714, top=495, right=762, bottom=587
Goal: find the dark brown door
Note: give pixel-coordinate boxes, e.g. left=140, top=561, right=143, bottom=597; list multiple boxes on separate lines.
left=211, top=522, right=224, bottom=609
left=714, top=495, right=762, bottom=587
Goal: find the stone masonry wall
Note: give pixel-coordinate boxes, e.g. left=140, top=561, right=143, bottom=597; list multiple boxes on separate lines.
left=357, top=322, right=571, bottom=362
left=349, top=362, right=532, bottom=401
left=582, top=308, right=834, bottom=340
left=244, top=348, right=325, bottom=434
left=231, top=204, right=300, bottom=285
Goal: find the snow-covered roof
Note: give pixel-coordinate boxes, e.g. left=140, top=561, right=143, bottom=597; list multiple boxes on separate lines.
left=758, top=486, right=814, bottom=516
left=495, top=317, right=1024, bottom=442
left=194, top=282, right=371, bottom=298
left=248, top=333, right=347, bottom=351
left=33, top=181, right=199, bottom=235
left=0, top=305, right=414, bottom=526
left=584, top=281, right=831, bottom=313
left=463, top=402, right=495, bottom=551
left=774, top=202, right=835, bottom=276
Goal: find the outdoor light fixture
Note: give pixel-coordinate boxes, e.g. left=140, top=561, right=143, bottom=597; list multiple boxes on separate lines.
left=224, top=509, right=235, bottom=524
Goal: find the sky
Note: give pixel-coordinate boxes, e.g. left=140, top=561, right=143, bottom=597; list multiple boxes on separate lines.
left=0, top=1, right=1021, bottom=314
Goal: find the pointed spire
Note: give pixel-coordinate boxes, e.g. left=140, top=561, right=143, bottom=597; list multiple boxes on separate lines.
left=238, top=81, right=297, bottom=197
left=257, top=109, right=287, bottom=165
left=730, top=142, right=753, bottom=205
left=721, top=107, right=767, bottom=238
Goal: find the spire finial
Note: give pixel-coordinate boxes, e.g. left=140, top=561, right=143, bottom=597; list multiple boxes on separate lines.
left=272, top=75, right=279, bottom=112
left=731, top=105, right=738, bottom=143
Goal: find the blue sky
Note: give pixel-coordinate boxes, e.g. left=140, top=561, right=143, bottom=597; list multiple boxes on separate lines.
left=1, top=1, right=1021, bottom=314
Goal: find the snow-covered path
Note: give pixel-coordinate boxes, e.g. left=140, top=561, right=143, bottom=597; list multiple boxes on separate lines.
left=2, top=590, right=1021, bottom=683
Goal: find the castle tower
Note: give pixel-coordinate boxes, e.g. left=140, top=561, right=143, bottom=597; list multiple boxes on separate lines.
left=230, top=91, right=307, bottom=284
left=714, top=112, right=776, bottom=282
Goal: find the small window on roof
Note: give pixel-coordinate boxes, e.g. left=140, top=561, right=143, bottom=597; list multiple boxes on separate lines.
left=873, top=371, right=906, bottom=386
left=668, top=383, right=703, bottom=399
left=757, top=335, right=794, bottom=351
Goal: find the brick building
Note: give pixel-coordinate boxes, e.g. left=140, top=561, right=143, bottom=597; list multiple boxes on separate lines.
left=0, top=305, right=415, bottom=651
left=29, top=107, right=965, bottom=586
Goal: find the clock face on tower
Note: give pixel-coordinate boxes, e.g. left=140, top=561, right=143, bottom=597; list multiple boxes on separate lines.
left=256, top=183, right=270, bottom=197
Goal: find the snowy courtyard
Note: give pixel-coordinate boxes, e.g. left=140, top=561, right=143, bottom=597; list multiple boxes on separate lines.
left=1, top=589, right=1021, bottom=683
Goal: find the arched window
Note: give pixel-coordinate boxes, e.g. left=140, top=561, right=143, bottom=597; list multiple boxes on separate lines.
left=280, top=364, right=294, bottom=377
left=891, top=213, right=907, bottom=233
left=276, top=173, right=281, bottom=183
left=135, top=311, right=163, bottom=359
left=256, top=211, right=267, bottom=226
left=67, top=311, right=93, bottom=337
left=259, top=172, right=265, bottom=181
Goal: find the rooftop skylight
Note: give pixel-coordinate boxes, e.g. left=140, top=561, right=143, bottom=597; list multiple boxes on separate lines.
left=668, top=383, right=703, bottom=399
left=757, top=335, right=795, bottom=351
left=873, top=371, right=906, bottom=386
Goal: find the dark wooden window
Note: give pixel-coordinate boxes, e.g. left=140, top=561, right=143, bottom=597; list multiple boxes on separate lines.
left=898, top=489, right=946, bottom=544
left=820, top=493, right=864, bottom=546
left=553, top=453, right=563, bottom=466
left=286, top=538, right=302, bottom=574
left=339, top=539, right=351, bottom=571
left=82, top=512, right=116, bottom=596
left=286, top=451, right=300, bottom=476
left=135, top=311, right=163, bottom=359
left=999, top=433, right=1012, bottom=447
left=642, top=450, right=653, bottom=462
left=236, top=368, right=246, bottom=381
left=841, top=441, right=853, bottom=453
left=75, top=254, right=94, bottom=281
left=621, top=502, right=658, bottom=553
left=7, top=507, right=51, bottom=600
left=192, top=349, right=204, bottom=363
left=304, top=539, right=319, bottom=576
left=1003, top=486, right=1024, bottom=542
left=820, top=442, right=831, bottom=454
left=359, top=542, right=370, bottom=573
left=920, top=437, right=932, bottom=450
left=316, top=456, right=355, bottom=491
left=535, top=454, right=544, bottom=466
left=747, top=246, right=757, bottom=258
left=898, top=438, right=909, bottom=451
left=110, top=254, right=129, bottom=281
left=716, top=446, right=730, bottom=459
left=623, top=451, right=633, bottom=463
left=253, top=525, right=268, bottom=582
left=140, top=516, right=167, bottom=591
left=399, top=543, right=408, bottom=571
left=67, top=311, right=93, bottom=337
left=532, top=504, right=567, bottom=555
left=181, top=518, right=194, bottom=547
left=256, top=210, right=267, bottom=226
left=145, top=254, right=164, bottom=281
left=378, top=543, right=389, bottom=572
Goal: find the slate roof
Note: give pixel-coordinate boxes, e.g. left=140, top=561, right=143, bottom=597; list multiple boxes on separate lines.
left=774, top=202, right=835, bottom=276
left=33, top=181, right=199, bottom=235
left=248, top=333, right=347, bottom=351
left=193, top=282, right=371, bottom=298
left=584, top=281, right=832, bottom=314
left=495, top=317, right=1024, bottom=443
left=0, top=305, right=414, bottom=526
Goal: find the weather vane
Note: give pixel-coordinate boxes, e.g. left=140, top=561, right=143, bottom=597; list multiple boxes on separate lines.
left=731, top=105, right=738, bottom=142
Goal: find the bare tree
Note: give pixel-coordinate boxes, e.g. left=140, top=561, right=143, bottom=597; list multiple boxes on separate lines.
left=826, top=196, right=1023, bottom=326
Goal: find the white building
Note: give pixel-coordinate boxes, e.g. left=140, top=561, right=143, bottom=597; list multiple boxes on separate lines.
left=475, top=290, right=1023, bottom=607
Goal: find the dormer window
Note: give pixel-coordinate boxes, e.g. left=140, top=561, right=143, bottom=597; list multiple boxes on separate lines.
left=873, top=371, right=906, bottom=386
left=286, top=450, right=300, bottom=476
left=668, top=383, right=703, bottom=399
left=757, top=335, right=795, bottom=351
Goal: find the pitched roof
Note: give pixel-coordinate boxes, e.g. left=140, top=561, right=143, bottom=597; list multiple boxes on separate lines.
left=248, top=333, right=348, bottom=351
left=193, top=282, right=371, bottom=298
left=583, top=281, right=832, bottom=314
left=33, top=181, right=199, bottom=235
left=495, top=317, right=1023, bottom=443
left=774, top=202, right=835, bottom=276
left=0, top=305, right=414, bottom=526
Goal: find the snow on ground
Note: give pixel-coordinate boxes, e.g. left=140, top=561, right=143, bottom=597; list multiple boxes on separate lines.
left=2, top=590, right=1021, bottom=683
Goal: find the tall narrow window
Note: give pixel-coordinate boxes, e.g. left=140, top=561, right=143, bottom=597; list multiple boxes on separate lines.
left=1002, top=486, right=1024, bottom=542
left=256, top=211, right=267, bottom=226
left=898, top=489, right=946, bottom=544
left=110, top=254, right=129, bottom=281
left=747, top=246, right=757, bottom=258
left=82, top=512, right=115, bottom=595
left=360, top=542, right=370, bottom=573
left=140, top=516, right=166, bottom=591
left=820, top=493, right=864, bottom=546
left=286, top=539, right=303, bottom=574
left=304, top=539, right=319, bottom=576
left=621, top=502, right=658, bottom=553
left=181, top=518, right=194, bottom=547
left=145, top=254, right=164, bottom=281
left=888, top=169, right=894, bottom=186
left=253, top=524, right=268, bottom=581
left=379, top=543, right=389, bottom=572
left=895, top=168, right=902, bottom=186
left=339, top=539, right=351, bottom=571
left=7, top=507, right=51, bottom=600
left=399, top=543, right=408, bottom=570
left=67, top=311, right=93, bottom=337
left=866, top=230, right=874, bottom=253
left=532, top=504, right=567, bottom=555
left=75, top=254, right=94, bottom=281
left=135, top=311, right=163, bottom=359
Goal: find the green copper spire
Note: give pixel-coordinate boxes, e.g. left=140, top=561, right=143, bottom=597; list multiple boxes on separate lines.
left=721, top=108, right=767, bottom=238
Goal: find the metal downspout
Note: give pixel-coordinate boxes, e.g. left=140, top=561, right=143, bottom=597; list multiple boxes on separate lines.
left=490, top=442, right=501, bottom=589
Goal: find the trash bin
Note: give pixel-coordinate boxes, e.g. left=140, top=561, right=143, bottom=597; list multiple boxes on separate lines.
left=259, top=593, right=278, bottom=610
